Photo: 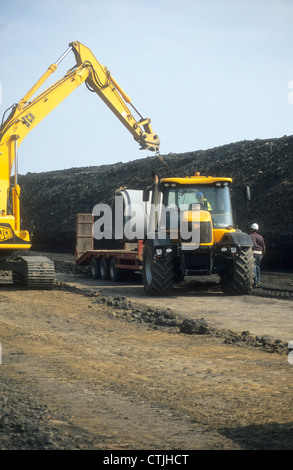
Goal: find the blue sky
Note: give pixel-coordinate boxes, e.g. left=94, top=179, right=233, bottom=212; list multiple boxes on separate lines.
left=1, top=0, right=293, bottom=174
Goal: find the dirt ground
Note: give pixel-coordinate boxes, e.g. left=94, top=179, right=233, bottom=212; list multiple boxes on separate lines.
left=0, top=253, right=293, bottom=452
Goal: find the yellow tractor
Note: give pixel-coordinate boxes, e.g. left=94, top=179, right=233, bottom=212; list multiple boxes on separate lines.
left=142, top=172, right=254, bottom=295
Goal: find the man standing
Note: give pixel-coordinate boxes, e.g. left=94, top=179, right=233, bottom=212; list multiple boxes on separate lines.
left=249, top=223, right=266, bottom=287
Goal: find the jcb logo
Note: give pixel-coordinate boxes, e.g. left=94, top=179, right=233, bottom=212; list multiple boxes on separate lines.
left=0, top=226, right=13, bottom=241
left=21, top=113, right=35, bottom=128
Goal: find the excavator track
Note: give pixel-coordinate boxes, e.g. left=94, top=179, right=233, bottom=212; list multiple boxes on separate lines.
left=17, top=256, right=55, bottom=289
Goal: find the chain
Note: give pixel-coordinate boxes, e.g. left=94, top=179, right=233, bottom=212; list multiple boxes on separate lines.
left=155, top=151, right=177, bottom=176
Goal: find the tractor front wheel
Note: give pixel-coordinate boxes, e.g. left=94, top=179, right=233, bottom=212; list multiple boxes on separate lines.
left=142, top=241, right=174, bottom=296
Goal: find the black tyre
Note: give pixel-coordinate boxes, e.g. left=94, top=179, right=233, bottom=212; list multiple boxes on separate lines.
left=90, top=258, right=100, bottom=279
left=142, top=240, right=174, bottom=296
left=100, top=257, right=110, bottom=280
left=109, top=258, right=122, bottom=281
left=220, top=246, right=254, bottom=295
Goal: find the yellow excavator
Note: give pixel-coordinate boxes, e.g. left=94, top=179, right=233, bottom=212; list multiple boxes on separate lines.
left=0, top=41, right=160, bottom=288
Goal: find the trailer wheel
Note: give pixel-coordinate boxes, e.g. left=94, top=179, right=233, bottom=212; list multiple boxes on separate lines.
left=142, top=240, right=174, bottom=296
left=100, top=257, right=110, bottom=280
left=220, top=246, right=254, bottom=295
left=109, top=258, right=121, bottom=281
left=90, top=258, right=100, bottom=279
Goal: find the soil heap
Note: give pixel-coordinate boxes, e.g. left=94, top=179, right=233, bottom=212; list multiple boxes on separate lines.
left=18, top=135, right=293, bottom=269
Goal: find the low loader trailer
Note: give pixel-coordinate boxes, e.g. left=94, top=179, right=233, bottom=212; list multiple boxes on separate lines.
left=75, top=213, right=144, bottom=282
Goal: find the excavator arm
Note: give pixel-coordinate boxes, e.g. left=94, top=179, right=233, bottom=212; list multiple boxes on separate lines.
left=0, top=40, right=160, bottom=250
left=70, top=41, right=159, bottom=152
